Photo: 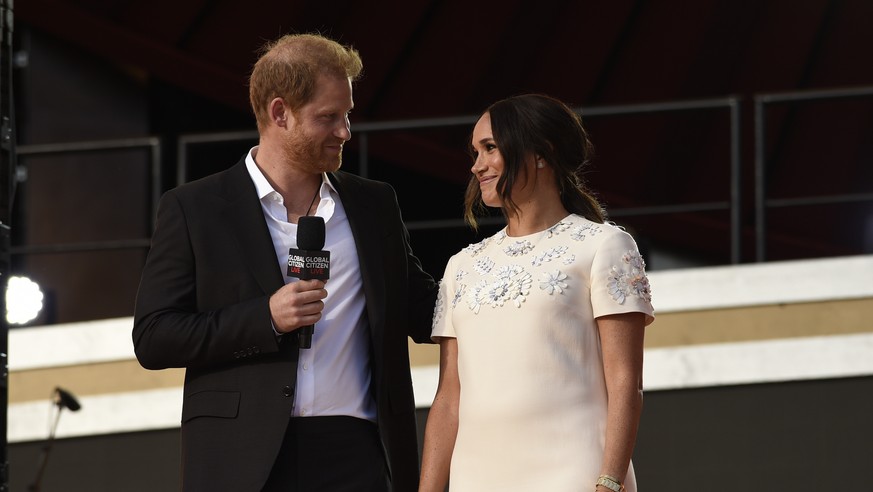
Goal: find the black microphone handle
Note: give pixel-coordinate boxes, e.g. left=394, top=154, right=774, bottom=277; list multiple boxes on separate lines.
left=293, top=215, right=327, bottom=351
left=298, top=325, right=314, bottom=349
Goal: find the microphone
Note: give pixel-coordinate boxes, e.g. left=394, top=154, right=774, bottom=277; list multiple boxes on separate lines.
left=55, top=387, right=81, bottom=412
left=287, top=215, right=330, bottom=349
left=29, top=387, right=82, bottom=491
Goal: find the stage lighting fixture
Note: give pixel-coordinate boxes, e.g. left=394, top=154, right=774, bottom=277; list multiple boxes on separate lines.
left=6, top=275, right=44, bottom=325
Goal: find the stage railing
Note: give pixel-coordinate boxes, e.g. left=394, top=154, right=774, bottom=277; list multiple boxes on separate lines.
left=177, top=97, right=742, bottom=262
left=754, top=85, right=873, bottom=262
left=9, top=86, right=873, bottom=265
left=12, top=137, right=161, bottom=256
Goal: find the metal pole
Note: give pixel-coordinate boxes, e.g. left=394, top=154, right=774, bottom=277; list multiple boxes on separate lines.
left=729, top=97, right=741, bottom=264
left=0, top=0, right=13, bottom=489
left=754, top=96, right=767, bottom=262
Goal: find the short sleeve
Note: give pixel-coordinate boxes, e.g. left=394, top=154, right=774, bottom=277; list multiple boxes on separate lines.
left=431, top=255, right=458, bottom=340
left=590, top=229, right=655, bottom=325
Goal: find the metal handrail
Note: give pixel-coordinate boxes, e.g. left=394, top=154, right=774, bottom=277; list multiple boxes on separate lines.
left=754, top=85, right=873, bottom=262
left=576, top=97, right=742, bottom=263
left=13, top=86, right=870, bottom=264
left=177, top=97, right=743, bottom=262
left=176, top=130, right=257, bottom=186
left=14, top=137, right=161, bottom=255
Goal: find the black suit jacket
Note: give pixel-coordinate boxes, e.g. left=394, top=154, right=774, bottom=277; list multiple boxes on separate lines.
left=133, top=158, right=437, bottom=491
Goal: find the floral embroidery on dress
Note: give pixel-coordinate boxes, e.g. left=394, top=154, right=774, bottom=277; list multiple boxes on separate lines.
left=546, top=219, right=573, bottom=238
left=506, top=271, right=533, bottom=307
left=455, top=269, right=468, bottom=281
left=606, top=250, right=652, bottom=304
left=484, top=279, right=513, bottom=307
left=494, top=264, right=524, bottom=279
left=474, top=256, right=495, bottom=275
left=562, top=254, right=576, bottom=265
left=540, top=270, right=568, bottom=295
left=504, top=240, right=535, bottom=257
left=467, top=281, right=485, bottom=314
left=570, top=223, right=603, bottom=241
left=467, top=266, right=532, bottom=312
left=452, top=283, right=465, bottom=307
left=463, top=238, right=489, bottom=257
left=531, top=245, right=569, bottom=267
left=432, top=279, right=446, bottom=329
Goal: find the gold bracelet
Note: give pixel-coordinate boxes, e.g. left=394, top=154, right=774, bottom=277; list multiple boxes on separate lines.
left=600, top=474, right=621, bottom=483
left=596, top=474, right=625, bottom=492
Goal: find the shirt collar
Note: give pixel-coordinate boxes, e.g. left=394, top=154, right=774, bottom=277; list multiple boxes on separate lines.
left=245, top=145, right=338, bottom=199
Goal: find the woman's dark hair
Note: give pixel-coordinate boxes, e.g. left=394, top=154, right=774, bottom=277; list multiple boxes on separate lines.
left=463, top=93, right=605, bottom=230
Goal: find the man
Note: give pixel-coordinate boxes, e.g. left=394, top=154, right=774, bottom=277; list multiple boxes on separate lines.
left=133, top=33, right=438, bottom=492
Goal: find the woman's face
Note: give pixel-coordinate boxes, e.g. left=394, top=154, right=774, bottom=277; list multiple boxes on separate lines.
left=470, top=112, right=504, bottom=207
left=470, top=112, right=537, bottom=208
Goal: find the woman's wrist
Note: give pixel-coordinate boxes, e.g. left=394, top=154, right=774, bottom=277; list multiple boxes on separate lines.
left=595, top=474, right=626, bottom=492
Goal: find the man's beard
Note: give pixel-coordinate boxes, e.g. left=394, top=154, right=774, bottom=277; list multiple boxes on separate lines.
left=283, top=128, right=343, bottom=174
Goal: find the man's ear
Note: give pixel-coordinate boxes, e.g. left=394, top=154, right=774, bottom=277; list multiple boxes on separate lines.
left=269, top=97, right=287, bottom=127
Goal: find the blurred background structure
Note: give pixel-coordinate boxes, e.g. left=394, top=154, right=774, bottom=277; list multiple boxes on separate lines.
left=3, top=1, right=873, bottom=491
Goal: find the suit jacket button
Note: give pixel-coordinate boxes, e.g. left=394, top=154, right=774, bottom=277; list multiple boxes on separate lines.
left=282, top=386, right=293, bottom=397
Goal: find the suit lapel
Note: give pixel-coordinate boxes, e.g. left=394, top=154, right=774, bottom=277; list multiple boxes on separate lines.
left=219, top=160, right=286, bottom=296
left=329, top=173, right=386, bottom=332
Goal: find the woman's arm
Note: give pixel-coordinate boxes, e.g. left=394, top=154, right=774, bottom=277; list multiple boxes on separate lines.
left=418, top=337, right=460, bottom=492
left=595, top=311, right=647, bottom=491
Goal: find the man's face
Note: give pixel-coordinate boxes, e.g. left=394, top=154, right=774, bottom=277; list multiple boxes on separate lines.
left=283, top=74, right=354, bottom=173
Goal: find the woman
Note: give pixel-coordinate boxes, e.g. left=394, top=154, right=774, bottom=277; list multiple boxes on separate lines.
left=419, top=94, right=654, bottom=492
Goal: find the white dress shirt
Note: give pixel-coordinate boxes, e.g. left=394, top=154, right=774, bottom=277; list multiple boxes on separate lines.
left=246, top=147, right=376, bottom=422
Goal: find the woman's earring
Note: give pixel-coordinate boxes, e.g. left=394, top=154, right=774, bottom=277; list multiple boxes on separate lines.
left=537, top=161, right=544, bottom=169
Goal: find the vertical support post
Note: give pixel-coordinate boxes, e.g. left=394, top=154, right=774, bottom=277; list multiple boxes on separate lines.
left=0, top=0, right=14, bottom=490
left=754, top=96, right=767, bottom=262
left=729, top=97, right=741, bottom=264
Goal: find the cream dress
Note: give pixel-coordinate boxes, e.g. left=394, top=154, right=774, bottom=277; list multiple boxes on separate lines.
left=431, top=214, right=655, bottom=491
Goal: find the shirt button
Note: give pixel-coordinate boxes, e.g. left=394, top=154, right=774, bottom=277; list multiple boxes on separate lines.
left=302, top=363, right=309, bottom=370
left=300, top=409, right=308, bottom=416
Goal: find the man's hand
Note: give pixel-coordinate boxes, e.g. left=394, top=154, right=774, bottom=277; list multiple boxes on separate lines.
left=269, top=279, right=327, bottom=333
